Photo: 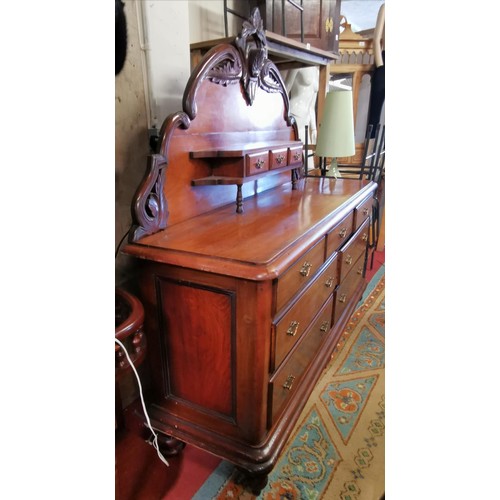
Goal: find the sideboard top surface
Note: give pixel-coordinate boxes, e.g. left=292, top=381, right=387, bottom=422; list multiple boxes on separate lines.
left=124, top=178, right=375, bottom=279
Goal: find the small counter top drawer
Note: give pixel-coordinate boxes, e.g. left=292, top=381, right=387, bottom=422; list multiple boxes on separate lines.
left=275, top=238, right=325, bottom=312
left=269, top=296, right=334, bottom=425
left=326, top=211, right=354, bottom=259
left=269, top=147, right=288, bottom=169
left=334, top=254, right=365, bottom=325
left=246, top=151, right=269, bottom=176
left=339, top=218, right=369, bottom=283
left=354, top=195, right=373, bottom=230
left=288, top=145, right=303, bottom=165
left=273, top=253, right=338, bottom=370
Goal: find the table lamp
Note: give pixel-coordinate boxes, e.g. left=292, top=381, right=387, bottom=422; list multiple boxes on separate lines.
left=314, top=90, right=355, bottom=177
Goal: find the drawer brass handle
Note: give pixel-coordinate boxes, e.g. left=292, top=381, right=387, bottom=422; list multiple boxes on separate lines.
left=299, top=261, right=312, bottom=277
left=325, top=277, right=335, bottom=288
left=345, top=255, right=353, bottom=265
left=363, top=207, right=369, bottom=216
left=362, top=233, right=368, bottom=242
left=320, top=321, right=329, bottom=332
left=286, top=320, right=300, bottom=337
left=339, top=293, right=347, bottom=303
left=339, top=227, right=348, bottom=238
left=357, top=266, right=363, bottom=275
left=255, top=158, right=264, bottom=169
left=283, top=375, right=296, bottom=390
left=276, top=154, right=285, bottom=164
left=294, top=151, right=301, bottom=161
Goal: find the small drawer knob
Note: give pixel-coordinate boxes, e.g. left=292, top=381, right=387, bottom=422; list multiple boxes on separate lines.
left=320, top=321, right=329, bottom=332
left=325, top=276, right=335, bottom=288
left=294, top=151, right=301, bottom=161
left=299, top=261, right=312, bottom=277
left=276, top=154, right=285, bottom=164
left=357, top=266, right=363, bottom=275
left=339, top=293, right=347, bottom=303
left=363, top=207, right=369, bottom=216
left=255, top=158, right=264, bottom=169
left=362, top=233, right=368, bottom=242
left=283, top=375, right=296, bottom=391
left=345, top=255, right=353, bottom=265
left=286, top=320, right=300, bottom=337
left=339, top=227, right=348, bottom=238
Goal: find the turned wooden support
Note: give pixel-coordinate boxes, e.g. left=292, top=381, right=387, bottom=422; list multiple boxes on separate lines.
left=236, top=184, right=243, bottom=213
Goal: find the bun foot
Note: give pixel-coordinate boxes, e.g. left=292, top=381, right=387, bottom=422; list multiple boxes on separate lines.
left=233, top=468, right=269, bottom=495
left=142, top=428, right=186, bottom=457
left=156, top=434, right=186, bottom=456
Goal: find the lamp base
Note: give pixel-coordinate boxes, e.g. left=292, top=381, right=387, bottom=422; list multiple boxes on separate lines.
left=319, top=157, right=340, bottom=178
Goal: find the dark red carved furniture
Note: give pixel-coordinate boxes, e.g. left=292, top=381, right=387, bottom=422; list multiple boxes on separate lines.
left=115, top=288, right=147, bottom=429
left=122, top=9, right=376, bottom=494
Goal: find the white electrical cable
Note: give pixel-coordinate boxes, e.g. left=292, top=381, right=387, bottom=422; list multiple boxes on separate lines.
left=115, top=337, right=170, bottom=467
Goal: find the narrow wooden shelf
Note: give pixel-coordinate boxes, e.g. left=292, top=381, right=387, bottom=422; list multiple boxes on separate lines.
left=191, top=140, right=303, bottom=212
left=191, top=176, right=243, bottom=186
left=190, top=140, right=302, bottom=159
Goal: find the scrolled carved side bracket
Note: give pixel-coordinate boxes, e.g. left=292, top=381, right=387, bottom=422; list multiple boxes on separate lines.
left=129, top=112, right=191, bottom=242
left=129, top=153, right=169, bottom=243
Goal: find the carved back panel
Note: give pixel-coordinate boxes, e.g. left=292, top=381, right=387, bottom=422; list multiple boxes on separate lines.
left=130, top=8, right=299, bottom=241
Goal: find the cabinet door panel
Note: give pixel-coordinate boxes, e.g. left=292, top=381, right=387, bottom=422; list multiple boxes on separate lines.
left=157, top=278, right=236, bottom=418
left=263, top=0, right=340, bottom=53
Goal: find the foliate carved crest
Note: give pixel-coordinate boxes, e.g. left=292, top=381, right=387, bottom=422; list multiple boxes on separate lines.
left=197, top=8, right=270, bottom=104
left=188, top=7, right=289, bottom=111
left=260, top=60, right=284, bottom=94
left=233, top=7, right=269, bottom=105
left=206, top=55, right=242, bottom=86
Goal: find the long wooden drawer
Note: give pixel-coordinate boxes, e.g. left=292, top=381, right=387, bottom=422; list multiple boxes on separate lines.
left=269, top=295, right=334, bottom=425
left=354, top=194, right=373, bottom=230
left=334, top=253, right=365, bottom=324
left=273, top=253, right=338, bottom=370
left=326, top=211, right=354, bottom=259
left=339, top=218, right=369, bottom=282
left=275, top=238, right=325, bottom=312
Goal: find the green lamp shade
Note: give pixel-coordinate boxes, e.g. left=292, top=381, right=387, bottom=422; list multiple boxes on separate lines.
left=315, top=90, right=355, bottom=158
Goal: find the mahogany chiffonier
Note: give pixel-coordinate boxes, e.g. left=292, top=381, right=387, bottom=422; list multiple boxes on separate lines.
left=122, top=9, right=377, bottom=494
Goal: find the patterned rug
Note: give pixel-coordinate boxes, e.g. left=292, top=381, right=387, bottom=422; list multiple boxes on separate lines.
left=194, top=266, right=385, bottom=500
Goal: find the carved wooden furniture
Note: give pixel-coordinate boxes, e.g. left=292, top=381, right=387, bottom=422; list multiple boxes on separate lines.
left=122, top=9, right=376, bottom=494
left=115, top=288, right=146, bottom=429
left=260, top=0, right=341, bottom=53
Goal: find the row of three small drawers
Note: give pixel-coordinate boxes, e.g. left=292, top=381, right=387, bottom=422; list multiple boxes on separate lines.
left=246, top=143, right=304, bottom=176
